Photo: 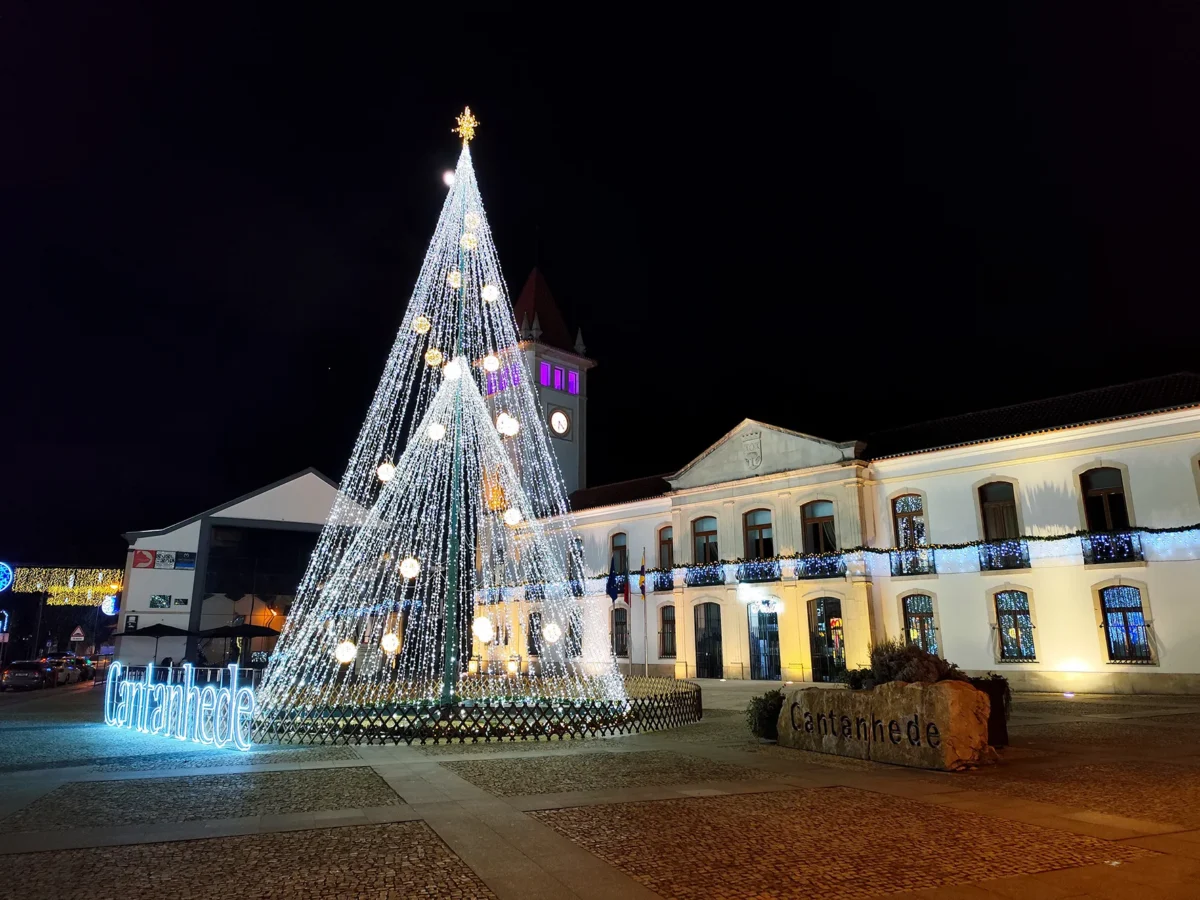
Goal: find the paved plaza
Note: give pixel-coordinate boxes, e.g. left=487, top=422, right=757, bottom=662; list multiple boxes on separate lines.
left=2, top=682, right=1200, bottom=898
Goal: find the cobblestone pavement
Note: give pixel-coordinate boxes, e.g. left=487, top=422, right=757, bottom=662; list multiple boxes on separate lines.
left=532, top=787, right=1154, bottom=900
left=1, top=767, right=401, bottom=831
left=0, top=822, right=496, bottom=899
left=442, top=749, right=774, bottom=796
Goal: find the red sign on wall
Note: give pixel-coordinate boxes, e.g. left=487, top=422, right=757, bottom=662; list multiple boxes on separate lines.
left=132, top=550, right=157, bottom=569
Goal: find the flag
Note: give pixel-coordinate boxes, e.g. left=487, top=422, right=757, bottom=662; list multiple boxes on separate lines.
left=639, top=550, right=646, bottom=598
left=623, top=555, right=631, bottom=606
left=605, top=554, right=619, bottom=605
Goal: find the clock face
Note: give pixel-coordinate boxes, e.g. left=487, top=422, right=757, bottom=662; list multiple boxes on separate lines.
left=550, top=410, right=570, bottom=435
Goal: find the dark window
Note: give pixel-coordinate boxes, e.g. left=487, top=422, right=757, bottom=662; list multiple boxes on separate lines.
left=892, top=495, right=927, bottom=548
left=807, top=598, right=845, bottom=681
left=693, top=517, right=719, bottom=563
left=659, top=605, right=676, bottom=657
left=1081, top=468, right=1130, bottom=532
left=902, top=594, right=938, bottom=655
left=611, top=533, right=628, bottom=573
left=527, top=611, right=542, bottom=657
left=659, top=526, right=674, bottom=569
left=1099, top=586, right=1152, bottom=662
left=979, top=482, right=1020, bottom=541
left=994, top=590, right=1036, bottom=660
left=611, top=607, right=629, bottom=657
left=566, top=614, right=582, bottom=657
left=743, top=509, right=774, bottom=559
left=801, top=500, right=837, bottom=553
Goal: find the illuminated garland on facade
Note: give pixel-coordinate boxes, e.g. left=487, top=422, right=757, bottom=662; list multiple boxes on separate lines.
left=13, top=567, right=123, bottom=606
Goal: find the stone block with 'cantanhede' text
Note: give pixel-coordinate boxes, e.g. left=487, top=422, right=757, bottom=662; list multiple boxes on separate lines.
left=776, top=681, right=993, bottom=771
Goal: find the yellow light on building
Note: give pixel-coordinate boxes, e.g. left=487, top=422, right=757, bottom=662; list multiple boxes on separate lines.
left=334, top=641, right=357, bottom=664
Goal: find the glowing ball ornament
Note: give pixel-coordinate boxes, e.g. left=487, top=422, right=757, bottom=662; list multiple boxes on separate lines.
left=482, top=353, right=500, bottom=373
left=442, top=357, right=463, bottom=380
left=471, top=615, right=494, bottom=643
left=481, top=284, right=500, bottom=303
left=334, top=641, right=358, bottom=664
left=424, top=348, right=444, bottom=367
left=100, top=595, right=119, bottom=616
left=427, top=422, right=446, bottom=441
left=377, top=461, right=396, bottom=483
left=399, top=556, right=421, bottom=580
left=459, top=233, right=478, bottom=251
left=542, top=623, right=563, bottom=645
left=446, top=270, right=462, bottom=289
left=413, top=315, right=432, bottom=335
left=464, top=212, right=481, bottom=230
left=380, top=632, right=400, bottom=655
left=503, top=507, right=523, bottom=526
left=495, top=413, right=519, bottom=436
left=443, top=170, right=455, bottom=186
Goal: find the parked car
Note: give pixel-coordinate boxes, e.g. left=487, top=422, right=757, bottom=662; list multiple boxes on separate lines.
left=0, top=661, right=54, bottom=691
left=48, top=660, right=80, bottom=685
left=72, top=657, right=96, bottom=680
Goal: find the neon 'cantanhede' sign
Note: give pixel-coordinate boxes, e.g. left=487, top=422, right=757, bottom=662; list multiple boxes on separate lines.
left=104, top=662, right=256, bottom=751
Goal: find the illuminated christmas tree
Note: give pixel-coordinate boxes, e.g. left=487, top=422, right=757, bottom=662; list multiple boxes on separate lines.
left=256, top=109, right=626, bottom=742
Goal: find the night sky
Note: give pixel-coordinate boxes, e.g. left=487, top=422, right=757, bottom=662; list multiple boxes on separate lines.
left=3, top=5, right=1199, bottom=566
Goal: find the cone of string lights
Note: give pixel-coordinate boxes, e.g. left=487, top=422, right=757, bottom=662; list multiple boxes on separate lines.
left=253, top=110, right=699, bottom=745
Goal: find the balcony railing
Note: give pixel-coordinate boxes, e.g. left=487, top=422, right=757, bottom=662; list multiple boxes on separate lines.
left=1082, top=532, right=1144, bottom=565
left=685, top=563, right=725, bottom=587
left=653, top=571, right=674, bottom=592
left=659, top=630, right=677, bottom=658
left=737, top=560, right=781, bottom=583
left=524, top=583, right=545, bottom=601
left=796, top=553, right=847, bottom=580
left=890, top=547, right=937, bottom=576
left=978, top=539, right=1030, bottom=572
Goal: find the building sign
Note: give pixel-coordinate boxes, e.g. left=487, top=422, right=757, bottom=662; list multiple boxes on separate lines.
left=742, top=431, right=763, bottom=471
left=132, top=550, right=156, bottom=569
left=103, top=662, right=256, bottom=751
left=174, top=552, right=197, bottom=570
left=777, top=681, right=991, bottom=771
left=133, top=550, right=196, bottom=571
left=154, top=551, right=176, bottom=569
left=70, top=626, right=85, bottom=642
left=125, top=615, right=139, bottom=632
left=149, top=595, right=171, bottom=609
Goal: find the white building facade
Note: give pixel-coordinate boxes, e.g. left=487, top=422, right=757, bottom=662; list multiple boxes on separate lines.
left=566, top=376, right=1200, bottom=693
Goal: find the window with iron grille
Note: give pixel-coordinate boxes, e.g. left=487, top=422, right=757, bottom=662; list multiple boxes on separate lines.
left=994, top=590, right=1036, bottom=660
left=612, top=607, right=629, bottom=657
left=527, top=611, right=542, bottom=657
left=1099, top=585, right=1152, bottom=662
left=659, top=605, right=676, bottom=658
left=902, top=594, right=939, bottom=656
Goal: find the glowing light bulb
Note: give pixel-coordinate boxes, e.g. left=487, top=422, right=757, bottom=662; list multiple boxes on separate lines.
left=377, top=461, right=396, bottom=483
left=460, top=233, right=478, bottom=251
left=443, top=171, right=455, bottom=186
left=481, top=284, right=500, bottom=303
left=443, top=357, right=463, bottom=379
left=495, top=413, right=519, bottom=436
left=503, top=507, right=523, bottom=526
left=427, top=422, right=446, bottom=441
left=471, top=616, right=494, bottom=643
left=506, top=656, right=519, bottom=675
left=380, top=632, right=400, bottom=655
left=482, top=353, right=500, bottom=372
left=446, top=270, right=462, bottom=289
left=334, top=641, right=357, bottom=664
left=543, top=623, right=563, bottom=644
left=399, top=557, right=421, bottom=580
left=424, top=348, right=444, bottom=367
left=464, top=212, right=481, bottom=230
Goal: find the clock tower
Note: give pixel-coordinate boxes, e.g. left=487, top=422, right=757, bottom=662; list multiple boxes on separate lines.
left=512, top=268, right=592, bottom=495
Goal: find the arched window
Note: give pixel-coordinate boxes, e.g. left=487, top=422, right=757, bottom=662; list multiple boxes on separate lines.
left=902, top=594, right=938, bottom=656
left=743, top=509, right=774, bottom=559
left=659, top=605, right=676, bottom=658
left=1080, top=468, right=1130, bottom=532
left=994, top=590, right=1035, bottom=660
left=978, top=482, right=1019, bottom=541
left=610, top=532, right=628, bottom=573
left=1099, top=585, right=1151, bottom=662
left=611, top=607, right=629, bottom=657
left=693, top=517, right=718, bottom=563
left=892, top=495, right=927, bottom=548
left=801, top=500, right=837, bottom=553
left=658, top=526, right=674, bottom=569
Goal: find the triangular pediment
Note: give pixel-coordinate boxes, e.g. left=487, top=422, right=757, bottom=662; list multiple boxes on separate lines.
left=668, top=420, right=858, bottom=490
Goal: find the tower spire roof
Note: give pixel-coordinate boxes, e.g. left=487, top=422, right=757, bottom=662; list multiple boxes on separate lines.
left=513, top=267, right=574, bottom=352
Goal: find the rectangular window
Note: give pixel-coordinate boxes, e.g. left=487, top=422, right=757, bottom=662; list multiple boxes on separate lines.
left=1081, top=468, right=1130, bottom=532
left=611, top=533, right=628, bottom=573
left=660, top=606, right=676, bottom=657
left=693, top=517, right=719, bottom=564
left=743, top=509, right=774, bottom=559
left=553, top=366, right=565, bottom=391
left=659, top=527, right=674, bottom=569
left=539, top=361, right=551, bottom=386
left=612, top=608, right=629, bottom=657
left=567, top=370, right=579, bottom=395
left=1100, top=586, right=1152, bottom=662
left=903, top=594, right=938, bottom=656
left=801, top=501, right=837, bottom=553
left=979, top=482, right=1020, bottom=541
left=892, top=495, right=927, bottom=549
left=995, top=590, right=1036, bottom=660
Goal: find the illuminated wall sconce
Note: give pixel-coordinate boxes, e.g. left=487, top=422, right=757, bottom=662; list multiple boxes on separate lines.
left=467, top=655, right=481, bottom=675
left=506, top=655, right=521, bottom=676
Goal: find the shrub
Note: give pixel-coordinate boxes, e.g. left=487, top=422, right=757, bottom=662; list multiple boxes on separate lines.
left=835, top=667, right=875, bottom=690
left=746, top=688, right=785, bottom=739
left=869, top=638, right=968, bottom=685
left=969, top=673, right=1012, bottom=721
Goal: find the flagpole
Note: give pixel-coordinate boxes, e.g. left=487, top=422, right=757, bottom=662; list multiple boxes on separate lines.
left=642, top=548, right=648, bottom=677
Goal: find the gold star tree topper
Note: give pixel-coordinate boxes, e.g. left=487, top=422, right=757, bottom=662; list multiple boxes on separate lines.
left=453, top=106, right=479, bottom=145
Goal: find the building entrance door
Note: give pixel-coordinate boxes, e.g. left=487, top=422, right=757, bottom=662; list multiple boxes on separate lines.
left=747, top=603, right=781, bottom=680
left=807, top=597, right=845, bottom=681
left=693, top=602, right=723, bottom=679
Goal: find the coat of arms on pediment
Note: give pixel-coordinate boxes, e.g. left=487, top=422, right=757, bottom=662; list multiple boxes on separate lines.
left=742, top=431, right=763, bottom=471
